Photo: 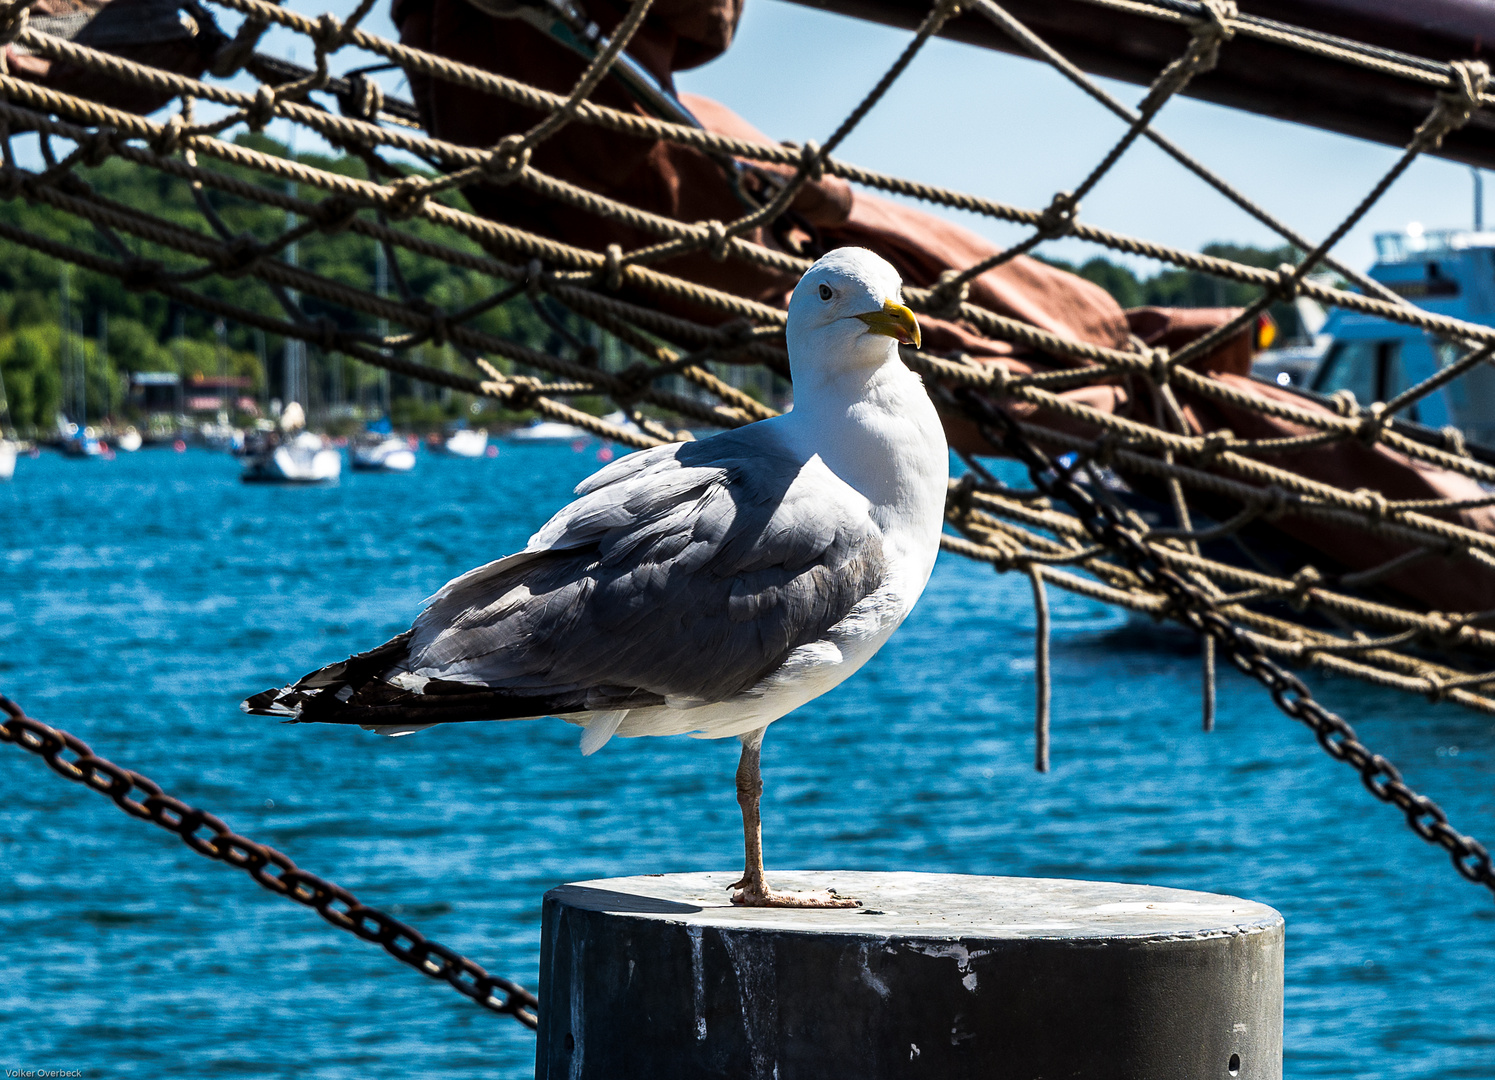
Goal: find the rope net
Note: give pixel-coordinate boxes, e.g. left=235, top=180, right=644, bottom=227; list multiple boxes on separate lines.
left=1, top=0, right=1492, bottom=897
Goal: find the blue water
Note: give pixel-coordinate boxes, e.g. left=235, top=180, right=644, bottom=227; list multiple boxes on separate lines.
left=1, top=446, right=1491, bottom=1078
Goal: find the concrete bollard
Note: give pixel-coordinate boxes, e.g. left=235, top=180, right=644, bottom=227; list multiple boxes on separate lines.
left=536, top=871, right=1283, bottom=1080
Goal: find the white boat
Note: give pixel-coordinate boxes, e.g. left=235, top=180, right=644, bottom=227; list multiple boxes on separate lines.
left=198, top=421, right=242, bottom=453
left=241, top=431, right=341, bottom=484
left=0, top=440, right=15, bottom=480
left=507, top=418, right=590, bottom=444
left=60, top=428, right=106, bottom=458
left=601, top=410, right=646, bottom=437
left=1266, top=225, right=1495, bottom=445
left=443, top=428, right=489, bottom=457
left=114, top=428, right=143, bottom=453
left=351, top=436, right=416, bottom=472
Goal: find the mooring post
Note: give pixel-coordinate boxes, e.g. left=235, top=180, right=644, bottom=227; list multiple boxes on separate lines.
left=536, top=871, right=1283, bottom=1080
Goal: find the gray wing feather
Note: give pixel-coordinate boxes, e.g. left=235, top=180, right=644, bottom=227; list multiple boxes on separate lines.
left=405, top=428, right=886, bottom=709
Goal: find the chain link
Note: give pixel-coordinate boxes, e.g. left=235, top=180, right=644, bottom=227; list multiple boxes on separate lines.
left=0, top=695, right=540, bottom=1026
left=955, top=390, right=1495, bottom=901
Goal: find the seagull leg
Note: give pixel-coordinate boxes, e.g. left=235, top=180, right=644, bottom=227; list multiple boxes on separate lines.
left=730, top=728, right=768, bottom=899
left=729, top=728, right=858, bottom=909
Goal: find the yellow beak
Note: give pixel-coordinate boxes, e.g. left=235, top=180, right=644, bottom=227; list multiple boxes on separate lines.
left=855, top=300, right=921, bottom=349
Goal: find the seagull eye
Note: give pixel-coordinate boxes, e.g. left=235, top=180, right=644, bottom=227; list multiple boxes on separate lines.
left=818, top=283, right=833, bottom=301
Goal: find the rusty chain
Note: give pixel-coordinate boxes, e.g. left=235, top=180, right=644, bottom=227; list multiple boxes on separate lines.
left=0, top=695, right=540, bottom=1027
left=955, top=390, right=1495, bottom=902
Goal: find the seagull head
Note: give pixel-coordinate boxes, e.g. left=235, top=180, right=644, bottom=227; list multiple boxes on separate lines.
left=786, top=248, right=920, bottom=382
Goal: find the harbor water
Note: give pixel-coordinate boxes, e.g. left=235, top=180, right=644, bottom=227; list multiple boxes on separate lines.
left=1, top=446, right=1491, bottom=1078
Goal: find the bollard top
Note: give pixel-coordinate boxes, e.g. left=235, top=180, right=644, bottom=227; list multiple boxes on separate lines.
left=544, top=871, right=1282, bottom=941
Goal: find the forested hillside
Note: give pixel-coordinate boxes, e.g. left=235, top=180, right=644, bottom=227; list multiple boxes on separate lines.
left=0, top=132, right=1299, bottom=436
left=0, top=134, right=550, bottom=435
left=1044, top=243, right=1306, bottom=338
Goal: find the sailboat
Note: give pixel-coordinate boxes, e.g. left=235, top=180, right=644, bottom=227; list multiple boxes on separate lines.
left=351, top=420, right=416, bottom=472
left=240, top=403, right=341, bottom=484
left=441, top=427, right=489, bottom=457
left=506, top=417, right=591, bottom=444
left=58, top=419, right=105, bottom=458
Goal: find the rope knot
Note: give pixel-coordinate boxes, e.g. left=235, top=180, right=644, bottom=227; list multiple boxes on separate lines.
left=384, top=175, right=430, bottom=221
left=524, top=258, right=544, bottom=298
left=153, top=114, right=185, bottom=157
left=1194, top=427, right=1234, bottom=465
left=1357, top=400, right=1388, bottom=443
left=950, top=471, right=978, bottom=515
left=120, top=256, right=165, bottom=292
left=309, top=195, right=358, bottom=235
left=482, top=134, right=531, bottom=185
left=1441, top=424, right=1468, bottom=457
left=0, top=1, right=30, bottom=46
left=1420, top=669, right=1448, bottom=704
left=1147, top=344, right=1173, bottom=386
left=704, top=219, right=730, bottom=261
left=1259, top=483, right=1290, bottom=520
left=425, top=309, right=448, bottom=348
left=1424, top=611, right=1458, bottom=645
left=798, top=139, right=824, bottom=182
left=1354, top=487, right=1390, bottom=520
left=1289, top=564, right=1322, bottom=610
left=932, top=268, right=971, bottom=317
left=615, top=363, right=654, bottom=402
left=219, top=233, right=266, bottom=278
left=246, top=84, right=277, bottom=133
left=1138, top=1, right=1236, bottom=113
left=603, top=243, right=625, bottom=291
left=717, top=318, right=754, bottom=345
left=505, top=376, right=539, bottom=411
left=1273, top=262, right=1301, bottom=300
left=82, top=127, right=116, bottom=168
left=1180, top=0, right=1236, bottom=81
left=1194, top=0, right=1237, bottom=46
left=1037, top=190, right=1079, bottom=238
left=343, top=72, right=385, bottom=122
left=1329, top=388, right=1359, bottom=417
left=313, top=11, right=353, bottom=54
left=1413, top=59, right=1490, bottom=151
left=986, top=359, right=1010, bottom=397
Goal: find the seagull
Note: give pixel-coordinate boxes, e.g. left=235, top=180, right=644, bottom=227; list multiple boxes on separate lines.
left=243, top=247, right=949, bottom=907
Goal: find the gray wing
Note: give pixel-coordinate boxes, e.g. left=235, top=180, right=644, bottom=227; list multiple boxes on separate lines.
left=403, top=426, right=887, bottom=712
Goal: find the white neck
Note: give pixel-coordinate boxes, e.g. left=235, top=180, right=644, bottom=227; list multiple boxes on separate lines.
left=777, top=342, right=949, bottom=574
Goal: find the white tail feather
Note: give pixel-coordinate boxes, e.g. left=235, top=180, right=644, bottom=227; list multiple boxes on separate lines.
left=365, top=724, right=435, bottom=737
left=579, top=710, right=627, bottom=755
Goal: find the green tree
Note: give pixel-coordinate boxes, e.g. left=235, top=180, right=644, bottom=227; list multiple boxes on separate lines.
left=0, top=328, right=62, bottom=432
left=1045, top=243, right=1304, bottom=340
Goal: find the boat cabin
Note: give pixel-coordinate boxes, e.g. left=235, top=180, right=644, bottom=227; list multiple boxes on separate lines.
left=1304, top=226, right=1495, bottom=444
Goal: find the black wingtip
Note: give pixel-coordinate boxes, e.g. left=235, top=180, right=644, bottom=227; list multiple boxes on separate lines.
left=241, top=685, right=302, bottom=718
left=244, top=632, right=416, bottom=722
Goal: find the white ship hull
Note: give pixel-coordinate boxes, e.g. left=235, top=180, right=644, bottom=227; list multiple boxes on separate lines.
left=242, top=435, right=341, bottom=484
left=351, top=438, right=417, bottom=472
left=443, top=429, right=489, bottom=457
left=507, top=419, right=590, bottom=443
